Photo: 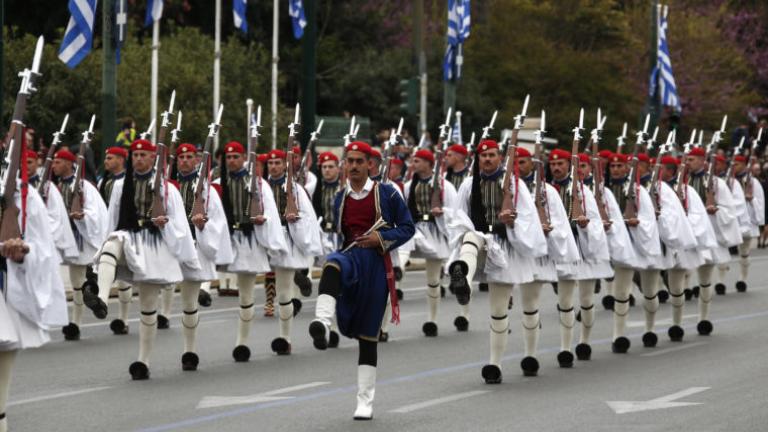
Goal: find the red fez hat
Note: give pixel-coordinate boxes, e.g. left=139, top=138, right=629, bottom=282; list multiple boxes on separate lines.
left=516, top=147, right=531, bottom=158
left=131, top=139, right=156, bottom=152
left=447, top=144, right=469, bottom=156
left=257, top=153, right=269, bottom=163
left=292, top=145, right=301, bottom=155
left=734, top=155, right=747, bottom=163
left=578, top=153, right=590, bottom=164
left=714, top=154, right=727, bottom=163
left=224, top=141, right=245, bottom=154
left=106, top=147, right=128, bottom=158
left=370, top=148, right=382, bottom=160
left=637, top=153, right=651, bottom=163
left=549, top=149, right=571, bottom=161
left=661, top=156, right=680, bottom=166
left=687, top=147, right=706, bottom=157
left=176, top=143, right=197, bottom=156
left=414, top=149, right=435, bottom=163
left=390, top=158, right=404, bottom=166
left=318, top=151, right=339, bottom=164
left=25, top=149, right=39, bottom=160
left=610, top=153, right=630, bottom=164
left=267, top=149, right=287, bottom=160
left=54, top=149, right=77, bottom=162
left=598, top=150, right=613, bottom=159
left=346, top=141, right=372, bottom=156
left=477, top=140, right=498, bottom=154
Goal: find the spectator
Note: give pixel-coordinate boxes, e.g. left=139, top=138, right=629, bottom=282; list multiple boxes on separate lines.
left=115, top=120, right=136, bottom=149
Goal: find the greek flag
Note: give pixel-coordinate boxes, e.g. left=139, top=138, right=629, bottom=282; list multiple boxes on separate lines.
left=451, top=116, right=463, bottom=145
left=233, top=0, right=248, bottom=33
left=144, top=0, right=164, bottom=28
left=289, top=0, right=306, bottom=39
left=58, top=0, right=99, bottom=68
left=115, top=0, right=127, bottom=64
left=443, top=0, right=471, bottom=81
left=649, top=5, right=681, bottom=112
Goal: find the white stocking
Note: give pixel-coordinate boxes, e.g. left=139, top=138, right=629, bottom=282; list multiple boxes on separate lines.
left=739, top=239, right=752, bottom=280
left=179, top=281, right=200, bottom=353
left=275, top=268, right=295, bottom=341
left=0, top=350, right=17, bottom=432
left=668, top=269, right=686, bottom=325
left=425, top=259, right=442, bottom=322
left=96, top=238, right=124, bottom=304
left=235, top=274, right=257, bottom=346
left=68, top=265, right=87, bottom=325
left=639, top=270, right=660, bottom=333
left=612, top=267, right=634, bottom=339
left=578, top=279, right=596, bottom=344
left=557, top=280, right=577, bottom=352
left=488, top=283, right=511, bottom=366
left=116, top=281, right=132, bottom=322
left=137, top=284, right=161, bottom=365
left=161, top=285, right=174, bottom=316
left=518, top=282, right=541, bottom=357
left=698, top=264, right=714, bottom=321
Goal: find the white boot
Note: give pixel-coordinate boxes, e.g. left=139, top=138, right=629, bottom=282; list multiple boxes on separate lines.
left=353, top=365, right=376, bottom=420
left=309, top=294, right=336, bottom=350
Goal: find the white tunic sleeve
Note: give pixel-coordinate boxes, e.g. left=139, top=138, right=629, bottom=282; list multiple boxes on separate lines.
left=658, top=182, right=697, bottom=250
left=602, top=188, right=636, bottom=265
left=195, top=186, right=233, bottom=264
left=543, top=184, right=579, bottom=263
left=685, top=185, right=718, bottom=250
left=711, top=177, right=743, bottom=246
left=162, top=184, right=200, bottom=266
left=251, top=177, right=290, bottom=254
left=45, top=185, right=79, bottom=261
left=106, top=178, right=124, bottom=233
left=749, top=178, right=765, bottom=227
left=506, top=178, right=547, bottom=258
left=288, top=184, right=323, bottom=256
left=73, top=181, right=109, bottom=250
left=630, top=186, right=661, bottom=257
left=579, top=186, right=611, bottom=261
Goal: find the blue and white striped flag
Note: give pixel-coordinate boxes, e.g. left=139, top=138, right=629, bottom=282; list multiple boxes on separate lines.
left=443, top=0, right=471, bottom=81
left=115, top=0, right=127, bottom=64
left=289, top=0, right=306, bottom=39
left=451, top=116, right=463, bottom=145
left=58, top=0, right=99, bottom=68
left=649, top=5, right=681, bottom=112
left=233, top=0, right=248, bottom=33
left=144, top=0, right=164, bottom=28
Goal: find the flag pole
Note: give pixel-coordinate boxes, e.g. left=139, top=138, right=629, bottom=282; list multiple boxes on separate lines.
left=214, top=0, right=222, bottom=151
left=101, top=0, right=117, bottom=165
left=271, top=0, right=279, bottom=150
left=151, top=18, right=159, bottom=142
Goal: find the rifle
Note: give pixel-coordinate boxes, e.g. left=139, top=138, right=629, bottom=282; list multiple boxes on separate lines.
left=533, top=110, right=550, bottom=228
left=589, top=109, right=610, bottom=226
left=298, top=119, right=324, bottom=186
left=381, top=118, right=402, bottom=184
left=430, top=110, right=452, bottom=209
left=0, top=36, right=43, bottom=242
left=472, top=110, right=498, bottom=173
left=165, top=110, right=182, bottom=179
left=404, top=131, right=427, bottom=183
left=705, top=115, right=728, bottom=209
left=284, top=103, right=301, bottom=219
left=744, top=128, right=763, bottom=201
left=675, top=130, right=697, bottom=210
left=569, top=108, right=586, bottom=222
left=623, top=114, right=650, bottom=221
left=191, top=105, right=223, bottom=221
left=465, top=131, right=477, bottom=172
left=725, top=135, right=746, bottom=190
left=246, top=105, right=264, bottom=219
left=338, top=116, right=356, bottom=185
left=500, top=95, right=529, bottom=220
left=39, top=113, right=69, bottom=202
left=149, top=91, right=176, bottom=220
left=649, top=130, right=675, bottom=214
left=69, top=115, right=96, bottom=216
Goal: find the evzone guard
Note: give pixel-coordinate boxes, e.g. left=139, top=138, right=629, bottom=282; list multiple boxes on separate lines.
left=308, top=140, right=414, bottom=420
left=51, top=117, right=109, bottom=341
left=173, top=136, right=233, bottom=371
left=1, top=37, right=69, bottom=431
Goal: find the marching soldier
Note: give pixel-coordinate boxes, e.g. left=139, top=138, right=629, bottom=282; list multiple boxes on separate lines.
left=713, top=155, right=748, bottom=295
left=606, top=152, right=661, bottom=353
left=91, top=139, right=200, bottom=380
left=97, top=147, right=134, bottom=335
left=217, top=142, right=287, bottom=362
left=174, top=143, right=233, bottom=370
left=451, top=139, right=546, bottom=383
left=52, top=149, right=109, bottom=341
left=308, top=141, right=414, bottom=420
left=728, top=153, right=765, bottom=292
left=264, top=148, right=322, bottom=355
left=683, top=146, right=742, bottom=335
left=401, top=149, right=460, bottom=337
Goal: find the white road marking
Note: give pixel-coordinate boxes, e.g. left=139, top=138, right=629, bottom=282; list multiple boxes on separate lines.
left=627, top=314, right=698, bottom=328
left=389, top=390, right=490, bottom=413
left=641, top=341, right=708, bottom=357
left=607, top=387, right=710, bottom=414
left=197, top=382, right=330, bottom=409
left=9, top=386, right=112, bottom=407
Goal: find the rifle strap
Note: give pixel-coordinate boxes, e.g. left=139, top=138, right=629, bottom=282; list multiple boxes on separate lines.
left=20, top=142, right=28, bottom=236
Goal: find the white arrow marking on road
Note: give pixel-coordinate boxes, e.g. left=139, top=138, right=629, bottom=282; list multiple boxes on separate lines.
left=9, top=386, right=111, bottom=407
left=607, top=387, right=710, bottom=414
left=390, top=390, right=490, bottom=413
left=197, top=382, right=330, bottom=409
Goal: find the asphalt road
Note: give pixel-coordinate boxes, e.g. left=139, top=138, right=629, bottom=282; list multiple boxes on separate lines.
left=6, top=250, right=768, bottom=432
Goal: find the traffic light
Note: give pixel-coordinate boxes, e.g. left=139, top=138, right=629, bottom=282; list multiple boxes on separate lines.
left=399, top=77, right=418, bottom=115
